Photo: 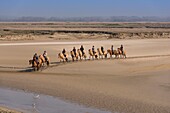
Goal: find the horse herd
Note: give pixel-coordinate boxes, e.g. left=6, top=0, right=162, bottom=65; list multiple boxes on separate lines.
left=58, top=47, right=126, bottom=62
left=29, top=47, right=126, bottom=71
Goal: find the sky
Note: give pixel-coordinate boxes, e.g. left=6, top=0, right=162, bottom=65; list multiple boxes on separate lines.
left=0, top=0, right=169, bottom=17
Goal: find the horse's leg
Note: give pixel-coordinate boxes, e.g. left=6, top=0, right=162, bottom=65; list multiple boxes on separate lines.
left=92, top=56, right=94, bottom=60
left=42, top=61, right=45, bottom=66
left=82, top=56, right=86, bottom=60
left=95, top=55, right=98, bottom=60
left=72, top=57, right=74, bottom=62
left=37, top=63, right=39, bottom=71
left=115, top=54, right=117, bottom=58
left=33, top=66, right=36, bottom=71
left=85, top=55, right=87, bottom=60
left=76, top=56, right=78, bottom=61
left=66, top=57, right=68, bottom=62
left=47, top=61, right=50, bottom=66
left=124, top=54, right=127, bottom=58
left=32, top=60, right=34, bottom=67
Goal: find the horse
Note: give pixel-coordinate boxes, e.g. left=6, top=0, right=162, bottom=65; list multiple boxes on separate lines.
left=29, top=59, right=38, bottom=71
left=107, top=49, right=113, bottom=58
left=39, top=55, right=50, bottom=66
left=88, top=49, right=98, bottom=60
left=36, top=57, right=43, bottom=71
left=77, top=49, right=87, bottom=60
left=29, top=59, right=34, bottom=67
left=39, top=55, right=45, bottom=65
left=58, top=53, right=68, bottom=62
left=117, top=48, right=127, bottom=58
left=70, top=50, right=79, bottom=61
left=97, top=48, right=107, bottom=59
left=107, top=49, right=119, bottom=58
left=29, top=57, right=43, bottom=71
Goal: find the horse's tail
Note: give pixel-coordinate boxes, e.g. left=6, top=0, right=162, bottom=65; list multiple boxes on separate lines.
left=123, top=51, right=127, bottom=58
left=58, top=53, right=60, bottom=58
left=83, top=53, right=87, bottom=59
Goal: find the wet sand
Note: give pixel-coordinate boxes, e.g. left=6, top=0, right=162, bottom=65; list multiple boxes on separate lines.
left=0, top=39, right=170, bottom=113
left=0, top=88, right=110, bottom=113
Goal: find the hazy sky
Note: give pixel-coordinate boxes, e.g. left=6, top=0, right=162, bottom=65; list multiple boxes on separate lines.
left=0, top=0, right=169, bottom=17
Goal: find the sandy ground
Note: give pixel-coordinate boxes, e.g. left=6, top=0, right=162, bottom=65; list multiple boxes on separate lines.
left=0, top=107, right=22, bottom=113
left=0, top=39, right=170, bottom=113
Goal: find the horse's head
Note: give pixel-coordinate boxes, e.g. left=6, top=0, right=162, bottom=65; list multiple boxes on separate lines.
left=77, top=49, right=82, bottom=55
left=88, top=49, right=93, bottom=55
left=39, top=55, right=43, bottom=58
left=107, top=49, right=110, bottom=53
left=70, top=51, right=74, bottom=56
left=29, top=60, right=32, bottom=65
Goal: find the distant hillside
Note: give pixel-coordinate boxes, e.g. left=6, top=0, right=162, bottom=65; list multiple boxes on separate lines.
left=1, top=16, right=170, bottom=22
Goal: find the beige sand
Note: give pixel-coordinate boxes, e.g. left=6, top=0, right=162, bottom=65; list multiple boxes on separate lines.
left=0, top=39, right=170, bottom=113
left=0, top=107, right=22, bottom=113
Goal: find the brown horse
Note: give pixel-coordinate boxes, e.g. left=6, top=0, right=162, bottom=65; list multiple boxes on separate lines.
left=70, top=50, right=79, bottom=61
left=37, top=57, right=43, bottom=70
left=77, top=49, right=87, bottom=60
left=107, top=49, right=119, bottom=58
left=88, top=49, right=98, bottom=60
left=39, top=55, right=50, bottom=66
left=117, top=48, right=126, bottom=58
left=97, top=48, right=107, bottom=59
left=58, top=53, right=68, bottom=62
left=107, top=49, right=113, bottom=58
left=29, top=57, right=43, bottom=71
left=39, top=55, right=45, bottom=65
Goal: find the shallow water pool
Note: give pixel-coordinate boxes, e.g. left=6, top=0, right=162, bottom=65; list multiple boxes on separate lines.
left=0, top=88, right=112, bottom=113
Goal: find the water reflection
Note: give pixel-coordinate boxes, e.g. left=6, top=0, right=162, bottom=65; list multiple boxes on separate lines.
left=0, top=88, right=112, bottom=113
